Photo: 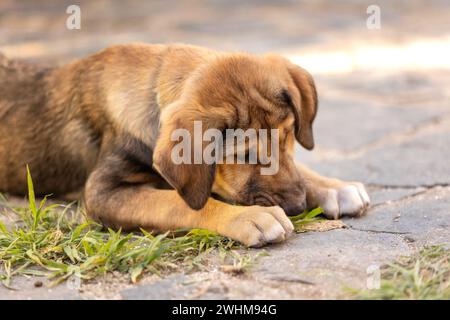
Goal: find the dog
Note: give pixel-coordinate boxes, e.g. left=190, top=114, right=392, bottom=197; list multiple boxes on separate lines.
left=0, top=43, right=370, bottom=247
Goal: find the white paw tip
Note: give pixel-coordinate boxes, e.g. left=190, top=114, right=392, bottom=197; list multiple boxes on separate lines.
left=265, top=223, right=285, bottom=242
left=338, top=185, right=364, bottom=214
left=360, top=188, right=371, bottom=206
left=323, top=189, right=339, bottom=219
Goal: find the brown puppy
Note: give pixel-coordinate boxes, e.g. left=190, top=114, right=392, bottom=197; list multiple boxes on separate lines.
left=0, top=44, right=369, bottom=247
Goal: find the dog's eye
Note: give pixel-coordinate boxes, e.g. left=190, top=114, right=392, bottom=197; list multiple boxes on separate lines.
left=279, top=89, right=293, bottom=107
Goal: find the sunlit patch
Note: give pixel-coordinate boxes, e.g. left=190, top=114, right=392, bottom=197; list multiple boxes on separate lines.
left=0, top=42, right=49, bottom=58
left=286, top=36, right=450, bottom=74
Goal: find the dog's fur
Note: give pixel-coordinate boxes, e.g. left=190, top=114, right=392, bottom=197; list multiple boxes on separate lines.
left=0, top=44, right=369, bottom=246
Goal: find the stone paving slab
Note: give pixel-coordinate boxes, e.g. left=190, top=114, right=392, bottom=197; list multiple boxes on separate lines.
left=299, top=98, right=449, bottom=152
left=316, top=70, right=450, bottom=106
left=121, top=275, right=190, bottom=300
left=346, top=187, right=450, bottom=237
left=367, top=187, right=426, bottom=207
left=0, top=276, right=81, bottom=300
left=250, top=228, right=411, bottom=299
left=302, top=121, right=450, bottom=186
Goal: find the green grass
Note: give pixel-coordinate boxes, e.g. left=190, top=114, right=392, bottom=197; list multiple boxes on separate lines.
left=351, top=245, right=450, bottom=300
left=0, top=167, right=323, bottom=289
left=289, top=207, right=325, bottom=232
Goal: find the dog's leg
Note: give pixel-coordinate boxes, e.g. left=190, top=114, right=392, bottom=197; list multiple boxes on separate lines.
left=84, top=154, right=293, bottom=247
left=296, top=162, right=370, bottom=219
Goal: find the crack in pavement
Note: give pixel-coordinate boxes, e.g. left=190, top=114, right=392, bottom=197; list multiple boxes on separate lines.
left=345, top=225, right=410, bottom=235
left=365, top=185, right=450, bottom=211
left=366, top=188, right=429, bottom=211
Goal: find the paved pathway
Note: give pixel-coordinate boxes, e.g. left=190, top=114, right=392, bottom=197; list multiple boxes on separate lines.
left=0, top=0, right=449, bottom=299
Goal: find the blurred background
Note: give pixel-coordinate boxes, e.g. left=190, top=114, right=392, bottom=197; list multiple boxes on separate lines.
left=1, top=0, right=450, bottom=185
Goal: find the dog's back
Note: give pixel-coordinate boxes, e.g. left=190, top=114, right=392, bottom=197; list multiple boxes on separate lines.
left=0, top=53, right=97, bottom=196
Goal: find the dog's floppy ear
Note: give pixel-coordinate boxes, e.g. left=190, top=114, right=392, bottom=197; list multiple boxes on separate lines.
left=153, top=101, right=227, bottom=210
left=285, top=62, right=318, bottom=150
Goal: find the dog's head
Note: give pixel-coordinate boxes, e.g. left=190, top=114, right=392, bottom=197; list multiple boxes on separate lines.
left=153, top=54, right=317, bottom=216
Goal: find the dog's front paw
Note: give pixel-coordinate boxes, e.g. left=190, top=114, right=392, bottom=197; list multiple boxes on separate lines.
left=320, top=182, right=370, bottom=219
left=219, top=206, right=294, bottom=247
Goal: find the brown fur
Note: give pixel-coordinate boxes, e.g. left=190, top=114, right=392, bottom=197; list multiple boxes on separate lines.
left=0, top=44, right=364, bottom=247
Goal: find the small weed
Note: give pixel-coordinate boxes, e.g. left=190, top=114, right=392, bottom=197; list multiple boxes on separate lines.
left=220, top=251, right=269, bottom=275
left=289, top=207, right=325, bottom=232
left=350, top=245, right=450, bottom=300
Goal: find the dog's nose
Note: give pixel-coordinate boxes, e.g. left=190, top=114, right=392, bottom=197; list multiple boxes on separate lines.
left=282, top=202, right=307, bottom=216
